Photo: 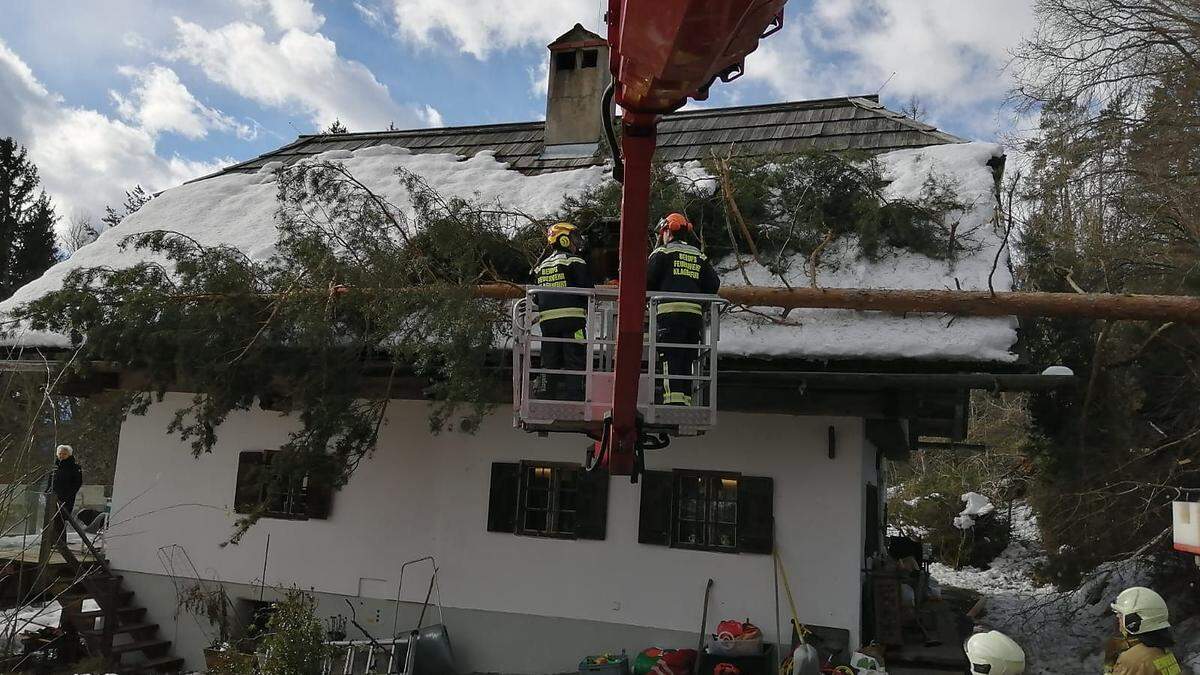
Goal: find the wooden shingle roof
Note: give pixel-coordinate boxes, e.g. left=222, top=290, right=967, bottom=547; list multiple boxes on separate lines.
left=203, top=95, right=963, bottom=180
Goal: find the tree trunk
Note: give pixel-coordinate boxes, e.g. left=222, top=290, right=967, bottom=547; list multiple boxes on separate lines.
left=476, top=284, right=1200, bottom=324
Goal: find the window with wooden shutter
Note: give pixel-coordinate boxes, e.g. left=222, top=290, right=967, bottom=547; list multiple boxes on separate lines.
left=486, top=461, right=608, bottom=540
left=233, top=450, right=332, bottom=520
left=638, top=469, right=774, bottom=554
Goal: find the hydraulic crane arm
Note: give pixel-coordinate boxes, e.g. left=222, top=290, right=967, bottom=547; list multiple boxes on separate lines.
left=602, top=0, right=788, bottom=477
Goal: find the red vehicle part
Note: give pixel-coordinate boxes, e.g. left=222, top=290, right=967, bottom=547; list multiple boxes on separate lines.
left=600, top=0, right=788, bottom=477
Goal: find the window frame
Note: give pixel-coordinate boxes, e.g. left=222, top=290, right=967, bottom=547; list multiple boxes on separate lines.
left=670, top=469, right=741, bottom=553
left=581, top=49, right=599, bottom=68
left=515, top=460, right=582, bottom=540
left=234, top=450, right=331, bottom=521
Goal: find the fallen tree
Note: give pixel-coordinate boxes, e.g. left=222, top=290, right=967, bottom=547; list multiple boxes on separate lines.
left=475, top=283, right=1200, bottom=324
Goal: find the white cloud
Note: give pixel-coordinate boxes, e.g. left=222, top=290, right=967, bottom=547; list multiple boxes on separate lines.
left=353, top=1, right=387, bottom=31
left=0, top=40, right=229, bottom=225
left=111, top=64, right=253, bottom=140
left=419, top=105, right=444, bottom=128
left=528, top=59, right=549, bottom=98
left=171, top=18, right=427, bottom=132
left=388, top=0, right=598, bottom=59
left=746, top=0, right=1036, bottom=137
left=238, top=0, right=325, bottom=32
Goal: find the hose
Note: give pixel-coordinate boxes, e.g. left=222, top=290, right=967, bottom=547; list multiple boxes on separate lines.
left=601, top=80, right=623, bottom=184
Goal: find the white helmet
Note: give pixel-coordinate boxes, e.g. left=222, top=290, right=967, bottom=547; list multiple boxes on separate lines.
left=965, top=631, right=1026, bottom=675
left=1111, top=587, right=1170, bottom=635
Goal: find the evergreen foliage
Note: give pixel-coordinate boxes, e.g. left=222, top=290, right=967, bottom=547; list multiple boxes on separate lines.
left=557, top=152, right=970, bottom=282
left=0, top=138, right=58, bottom=300
left=101, top=185, right=151, bottom=230
left=13, top=152, right=968, bottom=539
left=256, top=588, right=333, bottom=675
left=1013, top=35, right=1200, bottom=587
left=15, top=161, right=535, bottom=539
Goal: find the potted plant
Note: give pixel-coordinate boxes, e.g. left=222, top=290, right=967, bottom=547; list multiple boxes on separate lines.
left=256, top=588, right=336, bottom=675
left=178, top=583, right=237, bottom=669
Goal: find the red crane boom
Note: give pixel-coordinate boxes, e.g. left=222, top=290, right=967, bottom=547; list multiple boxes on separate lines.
left=602, top=0, right=788, bottom=477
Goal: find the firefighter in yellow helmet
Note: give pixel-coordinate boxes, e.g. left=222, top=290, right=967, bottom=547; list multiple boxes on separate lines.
left=965, top=630, right=1025, bottom=675
left=531, top=222, right=593, bottom=400
left=1105, top=587, right=1182, bottom=675
left=647, top=213, right=720, bottom=406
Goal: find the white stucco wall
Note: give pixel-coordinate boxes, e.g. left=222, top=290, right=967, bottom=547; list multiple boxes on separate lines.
left=107, top=394, right=869, bottom=650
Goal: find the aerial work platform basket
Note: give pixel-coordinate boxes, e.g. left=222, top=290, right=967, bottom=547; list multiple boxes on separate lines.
left=512, top=287, right=725, bottom=438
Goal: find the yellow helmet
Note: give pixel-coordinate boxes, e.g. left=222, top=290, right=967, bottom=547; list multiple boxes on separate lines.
left=546, top=222, right=578, bottom=249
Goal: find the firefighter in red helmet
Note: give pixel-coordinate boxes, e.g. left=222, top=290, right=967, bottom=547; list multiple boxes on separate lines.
left=647, top=213, right=720, bottom=405
left=531, top=222, right=593, bottom=400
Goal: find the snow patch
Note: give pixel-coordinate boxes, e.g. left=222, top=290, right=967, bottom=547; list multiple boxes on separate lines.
left=954, top=491, right=996, bottom=529
left=0, top=141, right=1018, bottom=362
left=930, top=502, right=1196, bottom=673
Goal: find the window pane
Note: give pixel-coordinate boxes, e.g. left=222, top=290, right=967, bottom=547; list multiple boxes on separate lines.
left=714, top=524, right=737, bottom=548
left=527, top=466, right=551, bottom=490
left=558, top=488, right=577, bottom=512
left=716, top=501, right=737, bottom=524
left=679, top=476, right=706, bottom=500
left=524, top=510, right=547, bottom=533
left=717, top=478, right=738, bottom=501
left=526, top=488, right=549, bottom=510
left=679, top=498, right=701, bottom=521
left=677, top=521, right=702, bottom=545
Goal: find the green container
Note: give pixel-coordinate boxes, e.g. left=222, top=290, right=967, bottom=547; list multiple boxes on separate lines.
left=581, top=653, right=629, bottom=675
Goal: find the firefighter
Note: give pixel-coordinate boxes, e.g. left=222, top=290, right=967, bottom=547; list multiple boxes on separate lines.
left=1105, top=587, right=1182, bottom=675
left=647, top=212, right=720, bottom=406
left=964, top=630, right=1026, bottom=675
left=531, top=222, right=593, bottom=400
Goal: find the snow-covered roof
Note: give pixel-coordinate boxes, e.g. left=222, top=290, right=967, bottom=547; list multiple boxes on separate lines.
left=0, top=139, right=1017, bottom=363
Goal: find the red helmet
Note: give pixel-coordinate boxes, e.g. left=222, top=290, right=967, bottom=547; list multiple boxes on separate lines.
left=656, top=212, right=693, bottom=234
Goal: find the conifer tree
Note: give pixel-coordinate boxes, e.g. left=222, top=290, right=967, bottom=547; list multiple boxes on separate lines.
left=0, top=137, right=58, bottom=300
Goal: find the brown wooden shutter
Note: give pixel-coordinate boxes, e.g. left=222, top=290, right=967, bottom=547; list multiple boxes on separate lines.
left=737, top=475, right=774, bottom=554
left=234, top=452, right=265, bottom=514
left=575, top=468, right=609, bottom=540
left=486, top=462, right=521, bottom=533
left=305, top=472, right=334, bottom=520
left=638, top=470, right=673, bottom=545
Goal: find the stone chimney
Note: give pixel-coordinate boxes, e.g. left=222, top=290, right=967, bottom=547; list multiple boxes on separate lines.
left=543, top=24, right=611, bottom=151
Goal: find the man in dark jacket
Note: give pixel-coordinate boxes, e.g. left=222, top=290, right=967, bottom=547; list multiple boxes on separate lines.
left=647, top=213, right=720, bottom=406
left=47, top=444, right=83, bottom=518
left=532, top=222, right=593, bottom=400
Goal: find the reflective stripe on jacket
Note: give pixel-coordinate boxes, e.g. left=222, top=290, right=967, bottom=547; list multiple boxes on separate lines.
left=1113, top=642, right=1182, bottom=675
left=531, top=250, right=593, bottom=324
left=647, top=241, right=720, bottom=316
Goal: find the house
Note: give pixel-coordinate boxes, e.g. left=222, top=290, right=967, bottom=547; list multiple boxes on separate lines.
left=0, top=25, right=1064, bottom=674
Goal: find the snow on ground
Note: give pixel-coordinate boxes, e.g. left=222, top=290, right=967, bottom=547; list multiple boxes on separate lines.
left=0, top=530, right=90, bottom=552
left=0, top=141, right=1017, bottom=362
left=930, top=502, right=1198, bottom=673
left=0, top=598, right=97, bottom=643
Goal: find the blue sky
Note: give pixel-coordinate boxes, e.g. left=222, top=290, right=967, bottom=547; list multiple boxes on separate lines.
left=0, top=0, right=1035, bottom=224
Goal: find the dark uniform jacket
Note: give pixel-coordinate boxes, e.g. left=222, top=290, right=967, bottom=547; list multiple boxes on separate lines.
left=47, top=456, right=83, bottom=499
left=647, top=241, right=720, bottom=315
left=532, top=250, right=593, bottom=322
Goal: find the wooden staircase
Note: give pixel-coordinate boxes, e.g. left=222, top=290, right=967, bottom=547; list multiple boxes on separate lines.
left=54, top=512, right=184, bottom=674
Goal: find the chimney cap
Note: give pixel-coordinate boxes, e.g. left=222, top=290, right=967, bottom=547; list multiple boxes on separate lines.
left=548, top=23, right=606, bottom=50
